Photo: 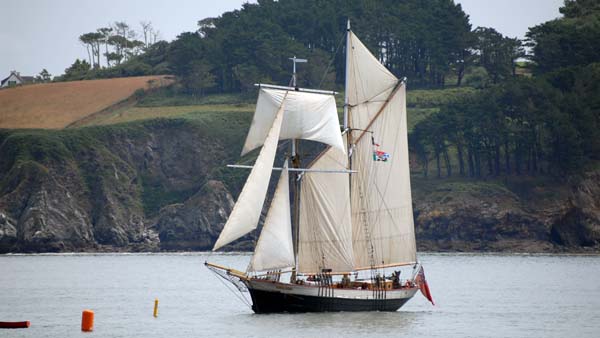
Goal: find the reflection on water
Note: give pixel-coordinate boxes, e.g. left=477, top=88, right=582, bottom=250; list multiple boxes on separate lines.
left=1, top=252, right=599, bottom=337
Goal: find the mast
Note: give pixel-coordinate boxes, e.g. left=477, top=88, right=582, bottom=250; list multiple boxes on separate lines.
left=344, top=20, right=354, bottom=213
left=289, top=56, right=307, bottom=280
left=343, top=20, right=350, bottom=132
left=344, top=20, right=352, bottom=164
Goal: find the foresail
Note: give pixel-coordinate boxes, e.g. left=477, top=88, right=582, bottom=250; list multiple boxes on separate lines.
left=212, top=98, right=286, bottom=251
left=297, top=146, right=354, bottom=274
left=248, top=160, right=295, bottom=272
left=242, top=88, right=345, bottom=156
left=348, top=32, right=417, bottom=269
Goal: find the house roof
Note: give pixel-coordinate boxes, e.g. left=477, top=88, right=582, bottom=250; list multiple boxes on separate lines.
left=0, top=75, right=11, bottom=85
left=1, top=71, right=31, bottom=85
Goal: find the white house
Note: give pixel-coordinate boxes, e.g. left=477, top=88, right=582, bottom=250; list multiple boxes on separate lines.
left=1, top=71, right=35, bottom=88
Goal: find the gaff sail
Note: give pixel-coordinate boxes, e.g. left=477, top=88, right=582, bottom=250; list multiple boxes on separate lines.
left=347, top=32, right=417, bottom=269
left=297, top=146, right=354, bottom=274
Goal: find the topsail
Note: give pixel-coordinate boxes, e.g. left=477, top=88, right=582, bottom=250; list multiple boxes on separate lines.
left=242, top=88, right=345, bottom=156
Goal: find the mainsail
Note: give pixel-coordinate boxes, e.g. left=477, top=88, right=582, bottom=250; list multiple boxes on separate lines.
left=212, top=98, right=286, bottom=251
left=297, top=146, right=354, bottom=274
left=347, top=32, right=417, bottom=269
left=248, top=160, right=295, bottom=272
left=242, top=88, right=345, bottom=156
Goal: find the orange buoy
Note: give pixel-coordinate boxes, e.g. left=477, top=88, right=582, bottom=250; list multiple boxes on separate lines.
left=0, top=321, right=30, bottom=329
left=81, top=310, right=94, bottom=332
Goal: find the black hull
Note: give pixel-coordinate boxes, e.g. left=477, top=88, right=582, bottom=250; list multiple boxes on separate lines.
left=248, top=287, right=412, bottom=313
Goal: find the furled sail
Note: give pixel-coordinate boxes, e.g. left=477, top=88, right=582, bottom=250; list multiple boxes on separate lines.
left=247, top=160, right=295, bottom=272
left=212, top=98, right=286, bottom=251
left=347, top=32, right=417, bottom=269
left=242, top=88, right=345, bottom=156
left=297, top=146, right=354, bottom=274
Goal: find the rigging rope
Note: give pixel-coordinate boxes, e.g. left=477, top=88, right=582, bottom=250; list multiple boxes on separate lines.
left=206, top=265, right=252, bottom=309
left=318, top=33, right=346, bottom=89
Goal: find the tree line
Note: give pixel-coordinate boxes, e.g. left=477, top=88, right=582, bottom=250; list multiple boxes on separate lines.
left=58, top=0, right=522, bottom=92
left=411, top=0, right=600, bottom=177
left=80, top=21, right=159, bottom=68
left=167, top=0, right=524, bottom=93
left=58, top=21, right=163, bottom=81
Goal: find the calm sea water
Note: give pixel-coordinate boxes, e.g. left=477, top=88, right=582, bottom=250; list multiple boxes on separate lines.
left=1, top=253, right=598, bottom=338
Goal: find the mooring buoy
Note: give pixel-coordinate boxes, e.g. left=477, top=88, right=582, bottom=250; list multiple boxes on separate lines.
left=0, top=321, right=30, bottom=329
left=81, top=310, right=94, bottom=332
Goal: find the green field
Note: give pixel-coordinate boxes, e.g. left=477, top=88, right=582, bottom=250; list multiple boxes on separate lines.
left=72, top=86, right=475, bottom=133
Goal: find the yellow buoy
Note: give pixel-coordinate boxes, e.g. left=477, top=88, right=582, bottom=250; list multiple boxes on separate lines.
left=81, top=310, right=94, bottom=332
left=153, top=299, right=159, bottom=318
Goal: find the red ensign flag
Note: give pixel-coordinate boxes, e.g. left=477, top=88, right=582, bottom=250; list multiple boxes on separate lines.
left=416, top=266, right=435, bottom=305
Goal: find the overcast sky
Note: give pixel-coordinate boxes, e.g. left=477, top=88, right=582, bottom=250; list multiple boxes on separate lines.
left=0, top=0, right=564, bottom=78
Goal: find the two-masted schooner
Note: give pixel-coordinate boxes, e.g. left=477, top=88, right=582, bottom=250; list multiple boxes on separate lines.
left=205, top=23, right=434, bottom=313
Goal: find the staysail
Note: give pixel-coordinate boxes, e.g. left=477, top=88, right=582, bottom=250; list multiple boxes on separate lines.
left=347, top=31, right=417, bottom=269
left=297, top=146, right=354, bottom=274
left=247, top=160, right=295, bottom=272
left=212, top=98, right=286, bottom=251
left=242, top=88, right=345, bottom=156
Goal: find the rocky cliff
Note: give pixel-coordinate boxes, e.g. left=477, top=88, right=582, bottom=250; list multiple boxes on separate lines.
left=0, top=115, right=249, bottom=253
left=0, top=117, right=598, bottom=253
left=413, top=174, right=600, bottom=252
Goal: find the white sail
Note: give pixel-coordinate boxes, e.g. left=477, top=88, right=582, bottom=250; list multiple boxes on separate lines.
left=347, top=32, right=398, bottom=114
left=212, top=98, right=287, bottom=251
left=297, top=146, right=354, bottom=274
left=347, top=32, right=417, bottom=269
left=248, top=160, right=295, bottom=272
left=242, top=88, right=345, bottom=156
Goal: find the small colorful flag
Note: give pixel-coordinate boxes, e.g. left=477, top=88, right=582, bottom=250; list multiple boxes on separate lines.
left=373, top=150, right=390, bottom=162
left=415, top=266, right=435, bottom=305
left=371, top=136, right=390, bottom=162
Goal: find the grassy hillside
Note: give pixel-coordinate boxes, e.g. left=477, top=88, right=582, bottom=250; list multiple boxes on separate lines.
left=0, top=76, right=172, bottom=129
left=68, top=85, right=476, bottom=131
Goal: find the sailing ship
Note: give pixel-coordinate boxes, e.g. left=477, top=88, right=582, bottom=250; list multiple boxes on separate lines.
left=205, top=22, right=434, bottom=313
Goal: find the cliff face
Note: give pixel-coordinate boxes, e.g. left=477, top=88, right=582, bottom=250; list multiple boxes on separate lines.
left=413, top=172, right=600, bottom=252
left=0, top=117, right=247, bottom=253
left=0, top=119, right=598, bottom=253
left=155, top=180, right=236, bottom=250
left=550, top=170, right=600, bottom=248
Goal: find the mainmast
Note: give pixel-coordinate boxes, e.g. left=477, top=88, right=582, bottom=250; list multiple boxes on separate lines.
left=289, top=56, right=307, bottom=281
left=344, top=20, right=354, bottom=181
left=343, top=20, right=351, bottom=133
